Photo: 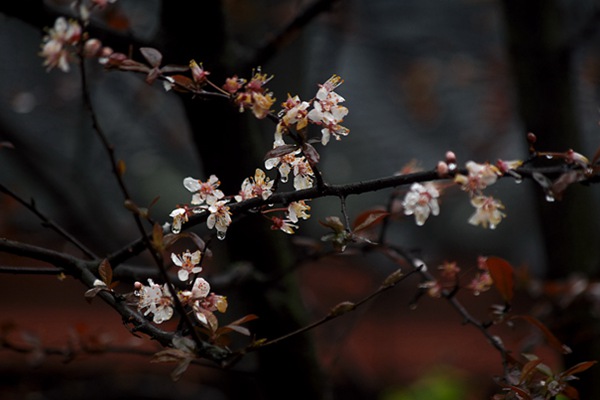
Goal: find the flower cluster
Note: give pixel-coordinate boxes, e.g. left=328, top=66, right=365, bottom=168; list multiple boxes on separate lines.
left=234, top=169, right=274, bottom=202
left=228, top=70, right=276, bottom=119
left=420, top=257, right=497, bottom=300
left=468, top=256, right=494, bottom=295
left=455, top=161, right=500, bottom=194
left=169, top=175, right=231, bottom=239
left=265, top=150, right=315, bottom=190
left=134, top=272, right=227, bottom=329
left=168, top=169, right=315, bottom=239
left=454, top=160, right=509, bottom=229
left=274, top=75, right=349, bottom=147
left=40, top=17, right=82, bottom=72
left=420, top=261, right=461, bottom=298
left=135, top=279, right=174, bottom=324
left=268, top=201, right=311, bottom=234
left=164, top=76, right=350, bottom=240
left=39, top=2, right=119, bottom=72
left=178, top=278, right=227, bottom=329
left=306, top=75, right=350, bottom=145
left=133, top=247, right=225, bottom=327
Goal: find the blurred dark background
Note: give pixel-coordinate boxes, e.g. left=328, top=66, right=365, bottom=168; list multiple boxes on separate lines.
left=1, top=0, right=600, bottom=399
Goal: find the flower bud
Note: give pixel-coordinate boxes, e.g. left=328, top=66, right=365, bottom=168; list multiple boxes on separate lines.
left=83, top=38, right=102, bottom=58
left=436, top=161, right=449, bottom=177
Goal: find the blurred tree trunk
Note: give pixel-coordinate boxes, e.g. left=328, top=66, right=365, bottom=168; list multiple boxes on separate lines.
left=159, top=1, right=327, bottom=399
left=501, top=1, right=600, bottom=397
left=501, top=0, right=599, bottom=279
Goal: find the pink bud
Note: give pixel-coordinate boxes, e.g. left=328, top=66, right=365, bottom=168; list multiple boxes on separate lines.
left=436, top=161, right=449, bottom=177
left=83, top=39, right=102, bottom=58
left=445, top=151, right=456, bottom=164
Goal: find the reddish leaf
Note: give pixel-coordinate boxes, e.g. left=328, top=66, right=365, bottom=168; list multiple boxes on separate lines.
left=486, top=256, right=515, bottom=303
left=219, top=314, right=259, bottom=335
left=161, top=64, right=189, bottom=74
left=511, top=315, right=572, bottom=354
left=84, top=286, right=109, bottom=303
left=263, top=144, right=299, bottom=161
left=591, top=144, right=600, bottom=165
left=98, top=259, right=112, bottom=286
left=169, top=74, right=196, bottom=92
left=560, top=360, right=597, bottom=379
left=561, top=384, right=580, bottom=400
left=105, top=8, right=130, bottom=32
left=123, top=199, right=139, bottom=213
left=319, top=216, right=345, bottom=232
left=148, top=196, right=161, bottom=209
left=140, top=47, right=162, bottom=68
left=117, top=59, right=148, bottom=73
left=353, top=209, right=390, bottom=232
left=163, top=232, right=211, bottom=258
left=506, top=386, right=532, bottom=400
left=152, top=223, right=164, bottom=252
left=117, top=159, right=126, bottom=177
left=218, top=324, right=251, bottom=336
left=145, top=68, right=161, bottom=85
left=519, top=358, right=543, bottom=384
left=302, top=143, right=320, bottom=166
left=231, top=314, right=259, bottom=325
left=551, top=171, right=582, bottom=201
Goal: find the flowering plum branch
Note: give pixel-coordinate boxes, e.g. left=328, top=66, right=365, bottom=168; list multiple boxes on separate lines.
left=1, top=1, right=600, bottom=397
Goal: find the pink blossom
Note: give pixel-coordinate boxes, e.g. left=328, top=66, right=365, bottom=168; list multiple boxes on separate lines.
left=468, top=195, right=506, bottom=229
left=171, top=250, right=203, bottom=281
left=292, top=157, right=314, bottom=190
left=183, top=175, right=224, bottom=205
left=270, top=216, right=298, bottom=234
left=40, top=17, right=82, bottom=72
left=205, top=198, right=232, bottom=240
left=402, top=182, right=440, bottom=226
left=235, top=168, right=274, bottom=202
left=169, top=207, right=189, bottom=234
left=307, top=75, right=349, bottom=145
left=135, top=279, right=174, bottom=324
left=265, top=149, right=299, bottom=183
left=455, top=161, right=500, bottom=194
left=287, top=201, right=311, bottom=223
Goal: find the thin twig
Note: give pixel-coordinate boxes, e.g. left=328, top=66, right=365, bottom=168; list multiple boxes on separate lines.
left=246, top=266, right=418, bottom=351
left=380, top=244, right=510, bottom=376
left=238, top=0, right=342, bottom=71
left=77, top=44, right=216, bottom=354
left=0, top=183, right=97, bottom=259
left=0, top=265, right=64, bottom=275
